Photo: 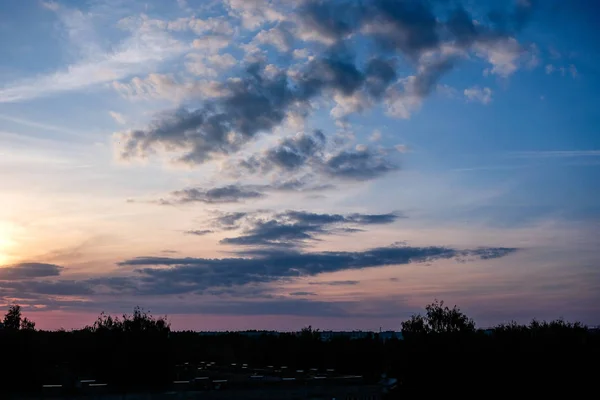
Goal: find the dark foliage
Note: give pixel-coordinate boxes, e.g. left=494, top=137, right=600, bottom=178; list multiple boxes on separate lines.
left=0, top=302, right=598, bottom=396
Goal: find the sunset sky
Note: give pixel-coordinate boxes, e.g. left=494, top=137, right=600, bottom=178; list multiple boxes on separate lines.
left=0, top=0, right=598, bottom=331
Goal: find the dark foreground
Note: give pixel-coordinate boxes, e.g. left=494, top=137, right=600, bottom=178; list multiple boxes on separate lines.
left=2, top=303, right=599, bottom=398
left=3, top=328, right=599, bottom=399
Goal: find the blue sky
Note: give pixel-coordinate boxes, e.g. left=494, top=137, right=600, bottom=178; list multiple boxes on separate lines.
left=0, top=0, right=598, bottom=330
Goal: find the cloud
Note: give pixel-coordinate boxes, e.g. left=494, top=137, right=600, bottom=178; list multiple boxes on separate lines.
left=477, top=38, right=523, bottom=78
left=369, top=130, right=382, bottom=142
left=289, top=291, right=317, bottom=296
left=0, top=263, right=63, bottom=280
left=160, top=185, right=265, bottom=205
left=184, top=230, right=213, bottom=236
left=252, top=23, right=296, bottom=52
left=113, top=73, right=182, bottom=101
left=240, top=130, right=326, bottom=173
left=234, top=130, right=400, bottom=181
left=0, top=13, right=186, bottom=103
left=547, top=64, right=579, bottom=79
left=116, top=63, right=301, bottom=164
left=308, top=280, right=360, bottom=286
left=149, top=178, right=333, bottom=206
left=322, top=147, right=398, bottom=181
left=185, top=53, right=237, bottom=77
left=0, top=244, right=517, bottom=305
left=509, top=151, right=600, bottom=158
left=0, top=280, right=92, bottom=296
left=40, top=1, right=60, bottom=11
left=115, top=244, right=518, bottom=295
left=214, top=211, right=401, bottom=248
left=464, top=86, right=493, bottom=104
left=210, top=211, right=250, bottom=230
left=224, top=0, right=284, bottom=30
left=191, top=36, right=231, bottom=53
left=218, top=210, right=401, bottom=248
left=116, top=0, right=538, bottom=165
left=109, top=111, right=127, bottom=125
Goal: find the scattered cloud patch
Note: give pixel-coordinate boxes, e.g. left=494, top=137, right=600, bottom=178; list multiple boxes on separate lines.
left=545, top=64, right=578, bottom=79
left=464, top=86, right=493, bottom=105
left=109, top=111, right=127, bottom=125
left=114, top=0, right=537, bottom=164
left=369, top=130, right=382, bottom=142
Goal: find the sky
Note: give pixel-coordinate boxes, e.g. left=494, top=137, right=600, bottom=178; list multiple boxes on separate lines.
left=0, top=0, right=598, bottom=331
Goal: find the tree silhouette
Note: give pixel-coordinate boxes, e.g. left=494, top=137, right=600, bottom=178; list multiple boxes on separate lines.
left=20, top=317, right=35, bottom=331
left=300, top=325, right=321, bottom=340
left=401, top=299, right=475, bottom=336
left=2, top=304, right=35, bottom=331
left=3, top=304, right=22, bottom=331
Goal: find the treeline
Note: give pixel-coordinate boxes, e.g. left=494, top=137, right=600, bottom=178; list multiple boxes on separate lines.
left=0, top=301, right=598, bottom=395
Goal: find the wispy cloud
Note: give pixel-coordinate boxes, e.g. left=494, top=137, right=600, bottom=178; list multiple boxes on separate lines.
left=0, top=114, right=86, bottom=138
left=0, top=10, right=186, bottom=103
left=509, top=150, right=600, bottom=158
left=109, top=111, right=127, bottom=125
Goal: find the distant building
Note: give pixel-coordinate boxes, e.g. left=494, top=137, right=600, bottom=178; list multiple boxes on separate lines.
left=378, top=331, right=403, bottom=341
left=319, top=331, right=402, bottom=342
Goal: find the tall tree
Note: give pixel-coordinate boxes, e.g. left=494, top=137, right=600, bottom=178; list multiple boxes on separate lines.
left=3, top=304, right=22, bottom=331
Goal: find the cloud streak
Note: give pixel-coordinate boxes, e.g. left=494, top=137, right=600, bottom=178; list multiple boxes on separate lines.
left=0, top=12, right=186, bottom=103
left=0, top=263, right=63, bottom=280
left=218, top=210, right=402, bottom=248
left=116, top=244, right=517, bottom=295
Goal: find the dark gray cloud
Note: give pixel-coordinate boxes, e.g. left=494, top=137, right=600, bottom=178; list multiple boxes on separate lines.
left=219, top=210, right=401, bottom=248
left=115, top=244, right=518, bottom=296
left=269, top=176, right=335, bottom=192
left=289, top=291, right=317, bottom=296
left=239, top=130, right=326, bottom=174
left=211, top=211, right=250, bottom=230
left=184, top=229, right=213, bottom=236
left=118, top=63, right=304, bottom=165
left=156, top=177, right=335, bottom=207
left=309, top=280, right=360, bottom=286
left=236, top=130, right=400, bottom=181
left=322, top=148, right=398, bottom=181
left=296, top=0, right=360, bottom=43
left=0, top=244, right=517, bottom=309
left=0, top=263, right=63, bottom=280
left=162, top=185, right=265, bottom=204
left=362, top=0, right=441, bottom=58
